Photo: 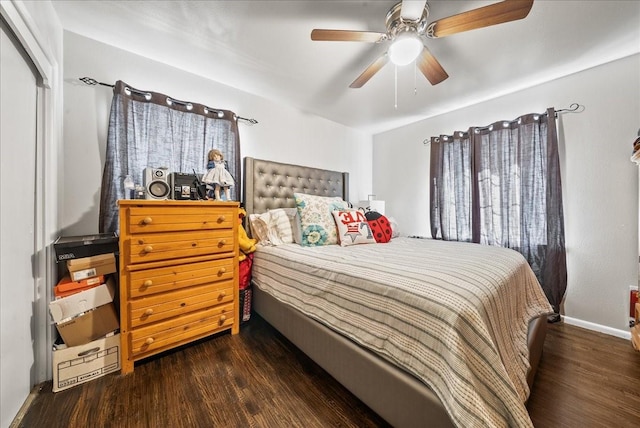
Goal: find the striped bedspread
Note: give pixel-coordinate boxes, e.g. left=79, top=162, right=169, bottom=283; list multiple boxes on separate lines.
left=251, top=237, right=553, bottom=428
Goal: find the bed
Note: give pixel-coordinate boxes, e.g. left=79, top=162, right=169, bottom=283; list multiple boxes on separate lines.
left=242, top=157, right=551, bottom=428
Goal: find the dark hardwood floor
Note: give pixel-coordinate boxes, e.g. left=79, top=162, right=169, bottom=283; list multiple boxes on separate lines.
left=16, top=315, right=640, bottom=428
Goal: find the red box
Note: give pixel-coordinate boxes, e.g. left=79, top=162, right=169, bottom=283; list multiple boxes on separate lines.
left=55, top=275, right=104, bottom=298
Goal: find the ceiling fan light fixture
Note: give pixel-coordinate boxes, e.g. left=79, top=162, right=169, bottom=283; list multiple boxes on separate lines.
left=388, top=32, right=422, bottom=66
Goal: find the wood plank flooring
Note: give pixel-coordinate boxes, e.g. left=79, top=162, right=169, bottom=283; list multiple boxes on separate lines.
left=15, top=315, right=640, bottom=428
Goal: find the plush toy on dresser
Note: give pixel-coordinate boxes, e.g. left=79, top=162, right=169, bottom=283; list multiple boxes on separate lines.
left=237, top=207, right=257, bottom=261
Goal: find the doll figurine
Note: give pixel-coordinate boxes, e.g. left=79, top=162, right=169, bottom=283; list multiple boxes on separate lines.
left=203, top=149, right=234, bottom=200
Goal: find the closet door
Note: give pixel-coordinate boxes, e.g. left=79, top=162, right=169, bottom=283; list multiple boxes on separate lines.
left=0, top=16, right=38, bottom=428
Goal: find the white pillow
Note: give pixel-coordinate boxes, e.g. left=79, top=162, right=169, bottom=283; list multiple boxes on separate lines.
left=281, top=208, right=302, bottom=244
left=332, top=210, right=376, bottom=246
left=248, top=212, right=278, bottom=245
left=387, top=216, right=400, bottom=238
left=248, top=209, right=295, bottom=246
left=268, top=209, right=294, bottom=244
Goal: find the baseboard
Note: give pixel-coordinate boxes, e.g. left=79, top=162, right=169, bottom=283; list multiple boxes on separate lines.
left=562, top=315, right=631, bottom=340
left=9, top=383, right=44, bottom=428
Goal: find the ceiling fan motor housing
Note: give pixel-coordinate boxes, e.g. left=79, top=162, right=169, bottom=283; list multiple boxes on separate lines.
left=385, top=1, right=430, bottom=38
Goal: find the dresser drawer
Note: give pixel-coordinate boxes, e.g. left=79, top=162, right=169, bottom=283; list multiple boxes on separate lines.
left=128, top=258, right=234, bottom=298
left=128, top=282, right=234, bottom=328
left=126, top=229, right=234, bottom=264
left=129, top=304, right=234, bottom=357
left=127, top=206, right=235, bottom=234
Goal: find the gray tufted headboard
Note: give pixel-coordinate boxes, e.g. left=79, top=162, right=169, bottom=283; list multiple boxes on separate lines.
left=243, top=157, right=349, bottom=216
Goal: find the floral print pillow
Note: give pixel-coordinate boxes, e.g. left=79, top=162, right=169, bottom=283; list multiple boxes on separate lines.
left=294, top=193, right=349, bottom=246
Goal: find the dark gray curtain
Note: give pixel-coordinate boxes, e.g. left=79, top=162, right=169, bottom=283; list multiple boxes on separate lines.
left=430, top=108, right=566, bottom=317
left=99, top=80, right=241, bottom=234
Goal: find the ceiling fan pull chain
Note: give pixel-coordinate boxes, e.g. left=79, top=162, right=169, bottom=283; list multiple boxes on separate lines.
left=414, top=62, right=418, bottom=95
left=394, top=65, right=398, bottom=110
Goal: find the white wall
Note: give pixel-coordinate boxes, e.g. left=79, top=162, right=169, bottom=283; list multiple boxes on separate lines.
left=373, top=54, right=640, bottom=335
left=61, top=31, right=373, bottom=235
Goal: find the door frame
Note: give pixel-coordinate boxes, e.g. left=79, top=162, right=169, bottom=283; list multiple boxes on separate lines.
left=1, top=0, right=61, bottom=383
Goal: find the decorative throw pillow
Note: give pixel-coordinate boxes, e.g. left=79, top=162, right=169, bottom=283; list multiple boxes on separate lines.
left=363, top=210, right=392, bottom=243
left=248, top=213, right=270, bottom=244
left=268, top=208, right=294, bottom=244
left=294, top=193, right=349, bottom=246
left=281, top=207, right=302, bottom=244
left=248, top=209, right=295, bottom=246
left=332, top=210, right=376, bottom=246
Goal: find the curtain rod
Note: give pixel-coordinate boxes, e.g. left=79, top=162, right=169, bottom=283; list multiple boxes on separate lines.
left=423, top=103, right=584, bottom=145
left=78, top=77, right=258, bottom=125
left=554, top=102, right=583, bottom=117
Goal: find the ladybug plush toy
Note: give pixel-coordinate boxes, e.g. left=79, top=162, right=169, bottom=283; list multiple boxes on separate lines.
left=363, top=210, right=392, bottom=243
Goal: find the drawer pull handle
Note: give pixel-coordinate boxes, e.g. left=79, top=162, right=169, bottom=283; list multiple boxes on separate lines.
left=143, top=309, right=154, bottom=316
left=218, top=291, right=226, bottom=299
left=142, top=217, right=153, bottom=225
left=145, top=337, right=154, bottom=345
left=144, top=245, right=153, bottom=253
left=138, top=239, right=145, bottom=245
left=180, top=302, right=186, bottom=307
left=142, top=280, right=153, bottom=288
left=218, top=267, right=226, bottom=275
left=217, top=240, right=226, bottom=247
left=219, top=315, right=227, bottom=323
left=217, top=215, right=225, bottom=223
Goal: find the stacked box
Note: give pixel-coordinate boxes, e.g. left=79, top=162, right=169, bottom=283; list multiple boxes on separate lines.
left=49, top=277, right=119, bottom=347
left=54, top=275, right=104, bottom=298
left=52, top=333, right=121, bottom=392
left=66, top=253, right=116, bottom=282
left=53, top=233, right=118, bottom=263
left=51, top=234, right=121, bottom=391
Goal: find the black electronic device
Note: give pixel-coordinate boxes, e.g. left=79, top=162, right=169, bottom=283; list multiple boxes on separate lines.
left=169, top=172, right=202, bottom=200
left=192, top=169, right=208, bottom=200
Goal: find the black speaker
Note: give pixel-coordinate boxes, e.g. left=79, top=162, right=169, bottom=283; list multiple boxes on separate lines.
left=143, top=167, right=171, bottom=200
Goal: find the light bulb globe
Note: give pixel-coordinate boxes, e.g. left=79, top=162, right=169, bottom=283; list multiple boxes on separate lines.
left=389, top=33, right=423, bottom=66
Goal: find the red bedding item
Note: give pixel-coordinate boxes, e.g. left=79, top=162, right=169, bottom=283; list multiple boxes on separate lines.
left=364, top=211, right=392, bottom=243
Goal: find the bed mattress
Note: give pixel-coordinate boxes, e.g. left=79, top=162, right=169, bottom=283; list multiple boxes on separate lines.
left=251, top=237, right=553, bottom=428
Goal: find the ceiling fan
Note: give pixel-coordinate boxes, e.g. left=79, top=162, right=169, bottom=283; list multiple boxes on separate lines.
left=311, top=0, right=534, bottom=88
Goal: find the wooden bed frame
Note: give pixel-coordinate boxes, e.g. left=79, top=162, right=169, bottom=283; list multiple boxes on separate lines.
left=242, top=156, right=546, bottom=428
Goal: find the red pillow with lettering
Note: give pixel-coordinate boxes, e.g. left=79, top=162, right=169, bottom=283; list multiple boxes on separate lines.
left=332, top=210, right=376, bottom=246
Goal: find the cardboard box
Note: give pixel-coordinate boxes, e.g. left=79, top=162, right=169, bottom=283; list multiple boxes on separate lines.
left=55, top=303, right=119, bottom=347
left=49, top=277, right=116, bottom=323
left=54, top=233, right=119, bottom=263
left=54, top=275, right=104, bottom=298
left=52, top=333, right=120, bottom=392
left=67, top=253, right=117, bottom=282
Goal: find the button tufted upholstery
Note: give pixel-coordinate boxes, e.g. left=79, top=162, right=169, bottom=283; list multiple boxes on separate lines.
left=243, top=157, right=349, bottom=216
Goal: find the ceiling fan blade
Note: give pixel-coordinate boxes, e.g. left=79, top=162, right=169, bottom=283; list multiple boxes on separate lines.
left=416, top=47, right=449, bottom=85
left=311, top=29, right=387, bottom=43
left=349, top=54, right=389, bottom=88
left=427, top=0, right=534, bottom=38
left=400, top=0, right=427, bottom=21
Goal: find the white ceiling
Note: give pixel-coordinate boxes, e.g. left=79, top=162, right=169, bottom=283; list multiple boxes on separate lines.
left=52, top=0, right=640, bottom=135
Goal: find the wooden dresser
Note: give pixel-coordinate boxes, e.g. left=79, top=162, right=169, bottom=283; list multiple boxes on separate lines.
left=118, top=200, right=239, bottom=374
left=632, top=302, right=640, bottom=351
